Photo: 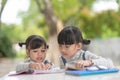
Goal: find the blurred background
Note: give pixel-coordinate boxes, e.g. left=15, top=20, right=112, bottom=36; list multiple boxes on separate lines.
left=0, top=0, right=120, bottom=77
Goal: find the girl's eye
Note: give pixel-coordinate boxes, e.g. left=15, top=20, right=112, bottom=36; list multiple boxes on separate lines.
left=41, top=49, right=46, bottom=52
left=32, top=50, right=38, bottom=52
left=65, top=45, right=70, bottom=48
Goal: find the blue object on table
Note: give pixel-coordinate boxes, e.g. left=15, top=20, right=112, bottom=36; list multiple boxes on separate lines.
left=65, top=68, right=119, bottom=76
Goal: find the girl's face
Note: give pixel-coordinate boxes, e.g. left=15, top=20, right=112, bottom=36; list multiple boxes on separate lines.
left=27, top=46, right=47, bottom=63
left=58, top=43, right=82, bottom=59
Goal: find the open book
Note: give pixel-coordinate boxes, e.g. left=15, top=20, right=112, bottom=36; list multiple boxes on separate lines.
left=34, top=68, right=64, bottom=74
left=8, top=68, right=64, bottom=76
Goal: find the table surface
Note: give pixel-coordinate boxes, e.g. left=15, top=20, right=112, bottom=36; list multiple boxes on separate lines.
left=1, top=71, right=120, bottom=80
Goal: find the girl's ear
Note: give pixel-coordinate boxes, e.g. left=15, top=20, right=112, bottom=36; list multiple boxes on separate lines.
left=77, top=43, right=82, bottom=50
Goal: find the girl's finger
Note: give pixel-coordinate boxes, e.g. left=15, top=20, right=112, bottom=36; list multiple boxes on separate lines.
left=45, top=64, right=51, bottom=70
left=75, top=61, right=82, bottom=69
left=79, top=62, right=84, bottom=68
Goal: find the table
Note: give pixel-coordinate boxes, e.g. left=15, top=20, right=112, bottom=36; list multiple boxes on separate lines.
left=1, top=71, right=120, bottom=80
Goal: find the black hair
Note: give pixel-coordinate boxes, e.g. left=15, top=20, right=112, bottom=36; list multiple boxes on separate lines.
left=57, top=26, right=90, bottom=45
left=19, top=35, right=48, bottom=49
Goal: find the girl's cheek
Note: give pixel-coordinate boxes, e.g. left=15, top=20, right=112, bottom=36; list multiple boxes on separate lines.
left=42, top=53, right=46, bottom=58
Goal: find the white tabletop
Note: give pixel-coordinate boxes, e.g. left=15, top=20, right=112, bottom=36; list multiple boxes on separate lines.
left=1, top=71, right=120, bottom=80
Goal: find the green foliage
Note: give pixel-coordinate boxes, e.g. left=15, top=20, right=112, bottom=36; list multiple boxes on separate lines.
left=52, top=0, right=95, bottom=22
left=0, top=26, right=16, bottom=58
left=51, top=0, right=120, bottom=39
left=52, top=0, right=80, bottom=21
left=56, top=5, right=120, bottom=39
left=80, top=10, right=120, bottom=39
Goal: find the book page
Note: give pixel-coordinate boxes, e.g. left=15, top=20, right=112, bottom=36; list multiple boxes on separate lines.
left=34, top=67, right=64, bottom=74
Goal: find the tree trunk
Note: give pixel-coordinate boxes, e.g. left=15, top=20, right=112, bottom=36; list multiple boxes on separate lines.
left=35, top=0, right=64, bottom=66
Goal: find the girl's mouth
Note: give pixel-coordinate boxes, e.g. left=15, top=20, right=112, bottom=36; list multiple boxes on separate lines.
left=62, top=54, right=68, bottom=57
left=37, top=57, right=43, bottom=61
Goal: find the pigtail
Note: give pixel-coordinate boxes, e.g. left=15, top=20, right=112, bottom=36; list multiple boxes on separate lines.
left=18, top=42, right=26, bottom=47
left=82, top=39, right=91, bottom=45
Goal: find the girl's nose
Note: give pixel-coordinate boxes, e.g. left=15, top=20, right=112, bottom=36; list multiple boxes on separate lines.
left=60, top=48, right=66, bottom=53
left=38, top=52, right=42, bottom=56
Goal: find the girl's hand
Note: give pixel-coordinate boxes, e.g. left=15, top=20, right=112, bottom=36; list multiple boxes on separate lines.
left=75, top=60, right=93, bottom=69
left=29, top=63, right=45, bottom=70
left=44, top=63, right=52, bottom=70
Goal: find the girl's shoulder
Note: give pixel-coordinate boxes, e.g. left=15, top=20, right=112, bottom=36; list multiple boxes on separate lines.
left=24, top=58, right=32, bottom=63
left=80, top=50, right=94, bottom=60
left=78, top=49, right=92, bottom=56
left=82, top=50, right=93, bottom=55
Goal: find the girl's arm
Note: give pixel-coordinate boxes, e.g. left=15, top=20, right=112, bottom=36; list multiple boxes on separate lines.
left=85, top=51, right=115, bottom=68
left=16, top=62, right=33, bottom=74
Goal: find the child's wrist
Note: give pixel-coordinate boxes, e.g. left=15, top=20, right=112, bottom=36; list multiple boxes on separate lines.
left=29, top=63, right=34, bottom=69
left=29, top=63, right=32, bottom=69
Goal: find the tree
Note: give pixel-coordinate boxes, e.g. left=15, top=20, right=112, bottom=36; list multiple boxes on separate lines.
left=35, top=0, right=64, bottom=36
left=35, top=0, right=64, bottom=66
